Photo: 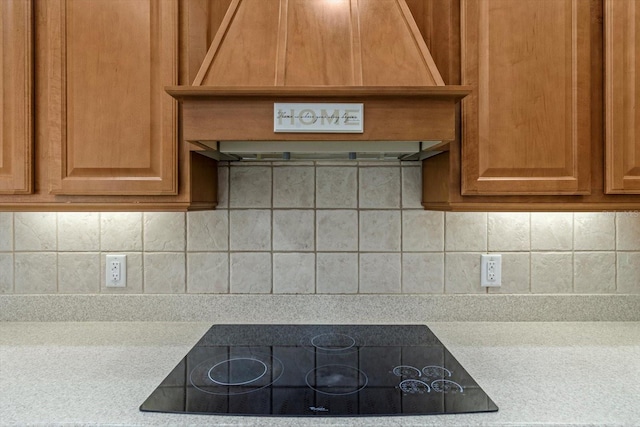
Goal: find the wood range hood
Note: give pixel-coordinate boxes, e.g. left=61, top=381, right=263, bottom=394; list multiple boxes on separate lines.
left=167, top=0, right=471, bottom=161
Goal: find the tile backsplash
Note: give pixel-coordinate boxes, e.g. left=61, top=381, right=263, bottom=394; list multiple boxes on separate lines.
left=1, top=162, right=639, bottom=295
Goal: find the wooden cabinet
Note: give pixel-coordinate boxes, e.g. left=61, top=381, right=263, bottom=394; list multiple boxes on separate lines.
left=0, top=0, right=33, bottom=194
left=605, top=0, right=640, bottom=194
left=417, top=0, right=640, bottom=210
left=0, top=0, right=219, bottom=210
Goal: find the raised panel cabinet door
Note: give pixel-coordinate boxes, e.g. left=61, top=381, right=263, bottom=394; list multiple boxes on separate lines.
left=46, top=0, right=178, bottom=195
left=461, top=0, right=592, bottom=195
left=0, top=0, right=33, bottom=194
left=605, top=0, right=640, bottom=194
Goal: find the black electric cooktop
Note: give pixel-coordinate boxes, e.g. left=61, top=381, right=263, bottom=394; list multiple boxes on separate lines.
left=140, top=324, right=498, bottom=417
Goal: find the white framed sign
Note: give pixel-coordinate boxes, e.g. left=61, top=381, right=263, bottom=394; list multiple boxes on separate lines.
left=274, top=103, right=364, bottom=133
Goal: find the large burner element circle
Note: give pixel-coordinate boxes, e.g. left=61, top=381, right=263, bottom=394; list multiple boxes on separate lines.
left=207, top=357, right=268, bottom=386
left=190, top=352, right=284, bottom=396
left=311, top=333, right=356, bottom=351
left=305, top=364, right=368, bottom=396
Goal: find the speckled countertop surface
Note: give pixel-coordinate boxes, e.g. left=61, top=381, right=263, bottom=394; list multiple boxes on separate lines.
left=1, top=321, right=640, bottom=426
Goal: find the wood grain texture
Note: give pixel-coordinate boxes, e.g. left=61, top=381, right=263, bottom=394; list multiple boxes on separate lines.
left=605, top=0, right=640, bottom=194
left=0, top=0, right=33, bottom=194
left=47, top=0, right=178, bottom=195
left=461, top=0, right=592, bottom=195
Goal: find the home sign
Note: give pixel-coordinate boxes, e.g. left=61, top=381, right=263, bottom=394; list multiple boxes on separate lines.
left=274, top=103, right=364, bottom=133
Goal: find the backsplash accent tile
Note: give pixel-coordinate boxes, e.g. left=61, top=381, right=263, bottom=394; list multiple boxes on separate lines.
left=316, top=253, right=358, bottom=294
left=14, top=253, right=57, bottom=294
left=359, top=166, right=401, bottom=208
left=100, top=213, right=142, bottom=251
left=272, top=210, right=314, bottom=251
left=359, top=253, right=401, bottom=293
left=273, top=166, right=315, bottom=208
left=229, top=166, right=272, bottom=208
left=15, top=213, right=57, bottom=251
left=58, top=253, right=100, bottom=294
left=316, top=166, right=357, bottom=208
left=316, top=210, right=358, bottom=251
left=0, top=213, right=12, bottom=251
left=143, top=212, right=185, bottom=252
left=187, top=252, right=228, bottom=294
left=143, top=253, right=186, bottom=294
left=359, top=210, right=401, bottom=251
left=573, top=252, right=616, bottom=293
left=273, top=253, right=315, bottom=294
left=2, top=163, right=639, bottom=297
left=531, top=212, right=573, bottom=251
left=531, top=252, right=573, bottom=293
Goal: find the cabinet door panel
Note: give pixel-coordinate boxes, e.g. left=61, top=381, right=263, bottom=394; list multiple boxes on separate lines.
left=461, top=0, right=591, bottom=195
left=605, top=0, right=640, bottom=194
left=47, top=0, right=178, bottom=195
left=0, top=0, right=33, bottom=194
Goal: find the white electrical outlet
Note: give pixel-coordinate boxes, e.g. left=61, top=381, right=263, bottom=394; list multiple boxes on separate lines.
left=106, top=254, right=127, bottom=287
left=481, top=254, right=502, bottom=287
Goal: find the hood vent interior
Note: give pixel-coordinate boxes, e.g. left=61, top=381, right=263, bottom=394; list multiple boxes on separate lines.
left=167, top=0, right=470, bottom=161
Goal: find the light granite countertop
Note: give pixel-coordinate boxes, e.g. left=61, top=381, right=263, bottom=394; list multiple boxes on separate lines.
left=1, top=321, right=640, bottom=426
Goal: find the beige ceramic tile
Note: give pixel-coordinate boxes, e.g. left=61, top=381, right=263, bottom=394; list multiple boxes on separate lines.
left=530, top=212, right=573, bottom=251
left=402, top=253, right=444, bottom=294
left=143, top=253, right=186, bottom=294
left=229, top=166, right=272, bottom=208
left=273, top=166, right=315, bottom=208
left=359, top=166, right=401, bottom=208
left=488, top=253, right=531, bottom=294
left=273, top=210, right=314, bottom=251
left=530, top=252, right=573, bottom=293
left=573, top=252, right=616, bottom=293
left=14, top=253, right=57, bottom=294
left=401, top=165, right=422, bottom=208
left=488, top=213, right=530, bottom=252
left=15, top=213, right=57, bottom=251
left=217, top=165, right=229, bottom=208
left=229, top=210, right=271, bottom=251
left=187, top=253, right=228, bottom=294
left=574, top=213, right=615, bottom=251
left=100, top=253, right=143, bottom=294
left=445, top=212, right=487, bottom=252
left=187, top=210, right=228, bottom=251
left=0, top=213, right=13, bottom=251
left=273, top=253, right=315, bottom=294
left=316, top=210, right=358, bottom=251
left=0, top=253, right=13, bottom=293
left=359, top=211, right=401, bottom=252
left=58, top=253, right=100, bottom=294
left=57, top=213, right=100, bottom=252
left=315, top=166, right=357, bottom=208
left=230, top=253, right=272, bottom=294
left=316, top=253, right=358, bottom=294
left=616, top=252, right=640, bottom=294
left=100, top=213, right=143, bottom=252
left=616, top=212, right=640, bottom=250
left=402, top=211, right=444, bottom=252
left=444, top=253, right=484, bottom=294
left=359, top=253, right=401, bottom=293
left=144, top=212, right=185, bottom=252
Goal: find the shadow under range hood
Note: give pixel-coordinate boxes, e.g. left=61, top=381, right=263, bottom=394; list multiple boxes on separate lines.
left=167, top=0, right=471, bottom=161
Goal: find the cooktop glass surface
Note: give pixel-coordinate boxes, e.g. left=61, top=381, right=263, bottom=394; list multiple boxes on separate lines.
left=140, top=324, right=498, bottom=417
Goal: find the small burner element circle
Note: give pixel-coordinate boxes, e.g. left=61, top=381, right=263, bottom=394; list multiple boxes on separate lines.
left=305, top=364, right=368, bottom=396
left=310, top=333, right=356, bottom=351
left=392, top=365, right=422, bottom=378
left=207, top=357, right=268, bottom=386
left=422, top=365, right=452, bottom=379
left=399, top=379, right=431, bottom=394
left=431, top=379, right=464, bottom=393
